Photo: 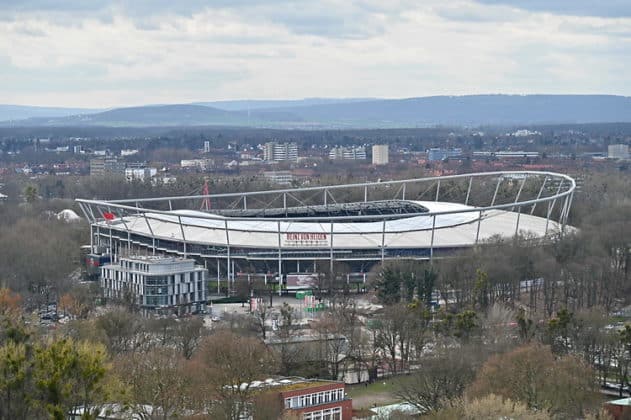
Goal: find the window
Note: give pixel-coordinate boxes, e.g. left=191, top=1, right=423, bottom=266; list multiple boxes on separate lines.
left=285, top=398, right=292, bottom=409
left=303, top=407, right=341, bottom=420
left=332, top=407, right=342, bottom=420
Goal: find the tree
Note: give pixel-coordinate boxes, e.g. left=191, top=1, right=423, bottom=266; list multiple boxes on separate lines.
left=193, top=331, right=277, bottom=420
left=516, top=308, right=536, bottom=343
left=545, top=308, right=574, bottom=354
left=0, top=288, right=22, bottom=319
left=71, top=341, right=124, bottom=419
left=468, top=344, right=597, bottom=418
left=374, top=266, right=402, bottom=304
left=174, top=317, right=205, bottom=360
left=33, top=338, right=120, bottom=420
left=23, top=185, right=38, bottom=203
left=0, top=341, right=31, bottom=419
left=612, top=325, right=631, bottom=396
left=454, top=310, right=478, bottom=343
left=396, top=348, right=476, bottom=413
left=252, top=303, right=271, bottom=340
left=276, top=303, right=300, bottom=375
left=94, top=309, right=150, bottom=355
left=428, top=394, right=552, bottom=420
left=115, top=347, right=191, bottom=419
left=249, top=390, right=284, bottom=420
left=473, top=269, right=490, bottom=311
left=58, top=284, right=99, bottom=320
left=418, top=268, right=437, bottom=306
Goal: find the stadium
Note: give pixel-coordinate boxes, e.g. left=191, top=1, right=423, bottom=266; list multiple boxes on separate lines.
left=77, top=171, right=575, bottom=292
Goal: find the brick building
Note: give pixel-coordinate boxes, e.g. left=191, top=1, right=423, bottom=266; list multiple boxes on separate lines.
left=281, top=380, right=351, bottom=420
left=253, top=377, right=352, bottom=420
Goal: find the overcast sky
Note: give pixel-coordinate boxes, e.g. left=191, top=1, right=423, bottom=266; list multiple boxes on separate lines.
left=1, top=0, right=630, bottom=108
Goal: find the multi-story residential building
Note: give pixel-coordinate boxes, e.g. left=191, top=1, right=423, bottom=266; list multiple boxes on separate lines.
left=124, top=167, right=157, bottom=182
left=203, top=140, right=211, bottom=153
left=371, top=144, right=389, bottom=165
left=328, top=146, right=366, bottom=161
left=608, top=144, right=630, bottom=160
left=264, top=142, right=298, bottom=162
left=101, top=256, right=207, bottom=315
left=90, top=158, right=125, bottom=176
left=427, top=147, right=463, bottom=161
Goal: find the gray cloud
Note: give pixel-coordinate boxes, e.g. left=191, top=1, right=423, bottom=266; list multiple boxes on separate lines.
left=435, top=4, right=523, bottom=23
left=1, top=0, right=630, bottom=106
left=473, top=0, right=631, bottom=18
left=0, top=0, right=396, bottom=39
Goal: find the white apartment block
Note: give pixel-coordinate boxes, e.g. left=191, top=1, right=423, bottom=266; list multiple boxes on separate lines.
left=101, top=256, right=207, bottom=315
left=180, top=159, right=214, bottom=171
left=264, top=142, right=298, bottom=162
left=125, top=167, right=157, bottom=182
left=608, top=144, right=629, bottom=160
left=372, top=144, right=389, bottom=165
left=329, top=146, right=367, bottom=160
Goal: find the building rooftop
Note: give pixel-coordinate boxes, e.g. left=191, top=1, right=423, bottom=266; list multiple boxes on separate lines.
left=242, top=377, right=343, bottom=393
left=608, top=398, right=631, bottom=406
left=120, top=255, right=193, bottom=264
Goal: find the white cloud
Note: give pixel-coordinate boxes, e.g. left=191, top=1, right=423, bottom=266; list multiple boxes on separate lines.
left=0, top=0, right=629, bottom=107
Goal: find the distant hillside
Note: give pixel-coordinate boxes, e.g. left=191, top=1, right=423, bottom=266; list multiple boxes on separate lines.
left=0, top=104, right=100, bottom=122
left=3, top=104, right=257, bottom=127
left=197, top=98, right=375, bottom=111
left=3, top=95, right=631, bottom=128
left=257, top=95, right=631, bottom=127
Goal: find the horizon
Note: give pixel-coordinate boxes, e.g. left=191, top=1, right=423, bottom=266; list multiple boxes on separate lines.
left=2, top=1, right=631, bottom=108
left=5, top=93, right=631, bottom=111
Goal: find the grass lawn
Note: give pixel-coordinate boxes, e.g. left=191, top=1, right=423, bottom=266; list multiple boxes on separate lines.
left=347, top=375, right=408, bottom=409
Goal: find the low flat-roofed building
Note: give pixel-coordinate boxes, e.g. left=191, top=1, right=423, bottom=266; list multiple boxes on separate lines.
left=90, top=158, right=125, bottom=176
left=246, top=377, right=352, bottom=420
left=263, top=170, right=293, bottom=185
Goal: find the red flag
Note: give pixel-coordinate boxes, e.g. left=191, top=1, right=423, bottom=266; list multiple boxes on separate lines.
left=103, top=212, right=115, bottom=221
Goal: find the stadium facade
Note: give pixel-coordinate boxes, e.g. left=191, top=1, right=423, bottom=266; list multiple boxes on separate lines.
left=77, top=171, right=575, bottom=293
